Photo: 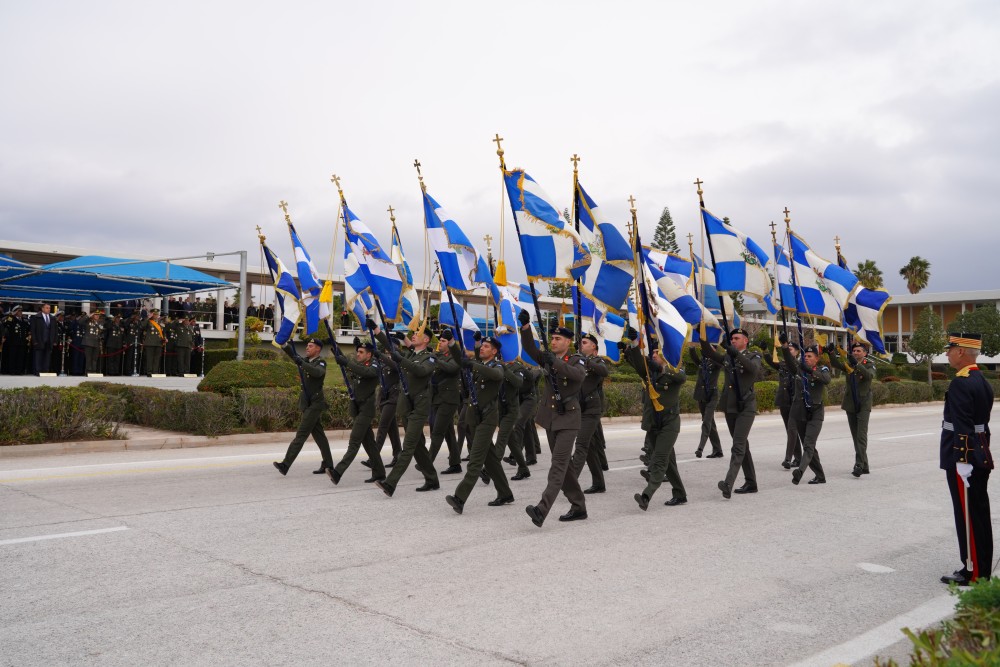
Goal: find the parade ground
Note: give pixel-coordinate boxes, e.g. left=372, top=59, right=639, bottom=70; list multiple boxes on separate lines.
left=0, top=403, right=977, bottom=666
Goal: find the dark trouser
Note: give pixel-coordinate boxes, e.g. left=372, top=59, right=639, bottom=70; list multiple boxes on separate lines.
left=571, top=413, right=605, bottom=489
left=176, top=346, right=191, bottom=375
left=594, top=422, right=608, bottom=470
left=536, top=426, right=586, bottom=519
left=947, top=466, right=993, bottom=580
left=144, top=346, right=162, bottom=375
left=794, top=414, right=825, bottom=479
left=456, top=404, right=468, bottom=454
left=105, top=348, right=122, bottom=376
left=507, top=399, right=536, bottom=474
left=84, top=345, right=101, bottom=374
left=780, top=405, right=801, bottom=462
left=642, top=414, right=685, bottom=501
left=33, top=347, right=52, bottom=375
left=165, top=344, right=177, bottom=376
left=385, top=408, right=437, bottom=488
left=335, top=405, right=384, bottom=479
left=281, top=402, right=334, bottom=470
left=696, top=395, right=722, bottom=455
left=375, top=400, right=401, bottom=458
left=428, top=402, right=460, bottom=466
left=723, top=410, right=757, bottom=488
left=495, top=407, right=517, bottom=460
left=454, top=412, right=510, bottom=503
left=847, top=410, right=870, bottom=472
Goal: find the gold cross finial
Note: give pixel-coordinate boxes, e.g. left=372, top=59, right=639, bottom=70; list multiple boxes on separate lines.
left=834, top=234, right=841, bottom=249
left=693, top=178, right=704, bottom=196
left=413, top=159, right=426, bottom=192
left=628, top=195, right=637, bottom=214
left=687, top=232, right=694, bottom=245
left=279, top=200, right=291, bottom=224
left=330, top=174, right=344, bottom=200
left=570, top=153, right=580, bottom=174
left=783, top=207, right=792, bottom=229
left=256, top=225, right=266, bottom=243
left=493, top=133, right=504, bottom=155
left=769, top=220, right=778, bottom=241
left=387, top=205, right=396, bottom=224
left=413, top=159, right=422, bottom=177
left=483, top=234, right=493, bottom=254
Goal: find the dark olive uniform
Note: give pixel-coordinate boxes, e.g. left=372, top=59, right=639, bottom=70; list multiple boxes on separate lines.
left=163, top=318, right=180, bottom=376
left=279, top=347, right=334, bottom=471
left=82, top=317, right=103, bottom=374
left=141, top=317, right=165, bottom=375
left=374, top=351, right=402, bottom=461
left=764, top=353, right=801, bottom=465
left=2, top=312, right=30, bottom=375
left=520, top=326, right=587, bottom=521
left=508, top=363, right=542, bottom=476
left=124, top=316, right=142, bottom=376
left=700, top=339, right=763, bottom=493
left=104, top=318, right=125, bottom=375
left=829, top=349, right=875, bottom=474
left=428, top=345, right=462, bottom=468
left=492, top=359, right=524, bottom=479
left=332, top=353, right=385, bottom=480
left=174, top=320, right=194, bottom=375
left=690, top=347, right=723, bottom=457
left=570, top=352, right=609, bottom=491
left=783, top=347, right=831, bottom=483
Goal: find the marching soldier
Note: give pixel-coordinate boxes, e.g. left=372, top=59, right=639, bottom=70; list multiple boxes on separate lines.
left=370, top=333, right=402, bottom=468
left=781, top=338, right=831, bottom=486
left=764, top=340, right=802, bottom=469
left=428, top=329, right=464, bottom=474
left=82, top=312, right=103, bottom=374
left=571, top=333, right=609, bottom=494
left=273, top=339, right=334, bottom=476
left=828, top=341, right=875, bottom=477
left=328, top=340, right=385, bottom=484
left=519, top=311, right=588, bottom=527
left=373, top=324, right=440, bottom=497
left=626, top=334, right=688, bottom=510
left=700, top=327, right=763, bottom=499
left=104, top=314, right=125, bottom=376
left=174, top=316, right=194, bottom=375
left=505, top=362, right=542, bottom=480
left=141, top=310, right=166, bottom=376
left=689, top=345, right=724, bottom=458
left=445, top=336, right=515, bottom=513
left=494, top=354, right=527, bottom=482
left=939, top=333, right=994, bottom=585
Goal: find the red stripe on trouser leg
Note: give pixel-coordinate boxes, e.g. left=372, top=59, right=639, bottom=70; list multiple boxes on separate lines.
left=956, top=469, right=980, bottom=580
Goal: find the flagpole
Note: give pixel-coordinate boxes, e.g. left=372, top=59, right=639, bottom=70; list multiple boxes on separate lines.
left=260, top=229, right=307, bottom=396
left=783, top=209, right=814, bottom=413
left=627, top=197, right=664, bottom=413
left=571, top=153, right=582, bottom=350
left=769, top=221, right=790, bottom=339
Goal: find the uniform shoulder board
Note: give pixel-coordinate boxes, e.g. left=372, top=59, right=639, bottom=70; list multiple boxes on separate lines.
left=427, top=355, right=436, bottom=364
left=318, top=360, right=326, bottom=367
left=577, top=358, right=586, bottom=365
left=820, top=365, right=829, bottom=371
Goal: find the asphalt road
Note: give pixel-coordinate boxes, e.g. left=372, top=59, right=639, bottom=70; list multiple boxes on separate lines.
left=1, top=403, right=988, bottom=666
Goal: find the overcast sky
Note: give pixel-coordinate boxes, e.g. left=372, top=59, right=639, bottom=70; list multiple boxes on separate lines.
left=2, top=0, right=997, bottom=298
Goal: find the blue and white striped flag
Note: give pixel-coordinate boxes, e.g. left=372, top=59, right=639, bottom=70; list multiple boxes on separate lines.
left=691, top=253, right=735, bottom=343
left=765, top=242, right=796, bottom=315
left=837, top=252, right=891, bottom=354
left=343, top=204, right=405, bottom=322
left=579, top=292, right=625, bottom=362
left=503, top=168, right=591, bottom=284
left=575, top=181, right=633, bottom=312
left=343, top=237, right=373, bottom=326
left=390, top=224, right=421, bottom=329
left=261, top=241, right=301, bottom=346
left=643, top=248, right=704, bottom=327
left=788, top=233, right=859, bottom=324
left=701, top=209, right=773, bottom=301
left=637, top=265, right=690, bottom=369
left=288, top=223, right=331, bottom=335
left=423, top=189, right=501, bottom=304
left=438, top=287, right=481, bottom=351
left=494, top=284, right=537, bottom=365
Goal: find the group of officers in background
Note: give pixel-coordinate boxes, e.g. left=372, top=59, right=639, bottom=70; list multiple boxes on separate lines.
left=0, top=302, right=204, bottom=376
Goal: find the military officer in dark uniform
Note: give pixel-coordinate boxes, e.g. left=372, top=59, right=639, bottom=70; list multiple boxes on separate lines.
left=328, top=340, right=385, bottom=484
left=519, top=312, right=588, bottom=527
left=52, top=311, right=68, bottom=374
left=374, top=324, right=440, bottom=496
left=493, top=353, right=526, bottom=482
left=82, top=311, right=104, bottom=374
left=29, top=303, right=56, bottom=375
left=689, top=345, right=724, bottom=458
left=2, top=305, right=30, bottom=375
left=140, top=310, right=165, bottom=375
left=428, top=329, right=463, bottom=474
left=571, top=333, right=609, bottom=494
left=939, top=333, right=994, bottom=585
left=273, top=339, right=334, bottom=475
left=445, top=336, right=515, bottom=513
left=163, top=314, right=179, bottom=376
left=124, top=313, right=142, bottom=376
left=782, top=339, right=831, bottom=486
left=828, top=341, right=876, bottom=477
left=764, top=340, right=801, bottom=469
left=700, top=327, right=763, bottom=498
left=371, top=334, right=402, bottom=468
left=174, top=316, right=194, bottom=375
left=104, top=314, right=125, bottom=375
left=506, top=362, right=542, bottom=479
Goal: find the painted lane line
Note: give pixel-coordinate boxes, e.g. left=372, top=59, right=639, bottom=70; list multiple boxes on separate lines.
left=0, top=526, right=129, bottom=546
left=879, top=432, right=935, bottom=441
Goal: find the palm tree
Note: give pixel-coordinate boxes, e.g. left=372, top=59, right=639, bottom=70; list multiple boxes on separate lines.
left=855, top=259, right=884, bottom=290
left=899, top=256, right=931, bottom=294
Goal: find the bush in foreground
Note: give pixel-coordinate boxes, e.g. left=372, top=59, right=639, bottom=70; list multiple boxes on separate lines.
left=0, top=387, right=125, bottom=446
left=197, top=360, right=300, bottom=395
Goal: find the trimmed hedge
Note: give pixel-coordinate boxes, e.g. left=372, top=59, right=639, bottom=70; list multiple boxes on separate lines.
left=0, top=387, right=125, bottom=446
left=201, top=346, right=286, bottom=374
left=197, top=360, right=300, bottom=395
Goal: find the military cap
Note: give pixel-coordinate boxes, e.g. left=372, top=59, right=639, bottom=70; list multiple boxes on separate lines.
left=730, top=327, right=749, bottom=338
left=307, top=338, right=324, bottom=349
left=481, top=335, right=502, bottom=351
left=804, top=344, right=820, bottom=355
left=851, top=341, right=869, bottom=352
left=947, top=332, right=982, bottom=350
left=581, top=332, right=598, bottom=345
left=551, top=326, right=574, bottom=339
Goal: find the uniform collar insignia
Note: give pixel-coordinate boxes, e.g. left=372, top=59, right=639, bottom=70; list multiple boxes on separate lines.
left=956, top=364, right=978, bottom=378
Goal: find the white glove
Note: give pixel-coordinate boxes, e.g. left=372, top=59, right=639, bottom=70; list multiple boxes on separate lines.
left=956, top=462, right=973, bottom=488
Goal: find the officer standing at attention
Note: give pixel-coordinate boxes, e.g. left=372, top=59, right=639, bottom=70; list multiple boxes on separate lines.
left=273, top=339, right=334, bottom=476
left=29, top=303, right=56, bottom=376
left=174, top=316, right=194, bottom=376
left=104, top=314, right=125, bottom=376
left=328, top=339, right=385, bottom=485
left=2, top=305, right=30, bottom=375
left=828, top=341, right=876, bottom=477
left=141, top=310, right=165, bottom=376
left=82, top=311, right=103, bottom=374
left=700, top=327, right=763, bottom=499
left=374, top=323, right=440, bottom=496
left=570, top=332, right=609, bottom=494
left=689, top=344, right=724, bottom=458
left=519, top=310, right=588, bottom=527
left=163, top=313, right=180, bottom=376
left=445, top=336, right=515, bottom=513
left=782, top=338, right=831, bottom=486
left=939, top=333, right=993, bottom=585
left=764, top=340, right=801, bottom=469
left=427, top=328, right=464, bottom=474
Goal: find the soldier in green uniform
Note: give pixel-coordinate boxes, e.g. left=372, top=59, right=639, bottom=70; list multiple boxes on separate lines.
left=82, top=312, right=103, bottom=374
left=140, top=310, right=165, bottom=376
left=163, top=314, right=180, bottom=376
left=571, top=333, right=609, bottom=494
left=781, top=339, right=831, bottom=486
left=174, top=316, right=194, bottom=375
left=104, top=314, right=125, bottom=375
left=764, top=341, right=802, bottom=468
left=445, top=336, right=515, bottom=513
left=505, top=362, right=542, bottom=480
left=371, top=334, right=402, bottom=468
left=519, top=312, right=588, bottom=527
left=328, top=340, right=385, bottom=484
left=494, top=355, right=526, bottom=480
left=689, top=345, right=724, bottom=458
left=828, top=341, right=876, bottom=477
left=700, top=327, right=763, bottom=499
left=428, top=329, right=463, bottom=474
left=273, top=338, right=334, bottom=475
left=374, top=324, right=440, bottom=496
left=626, top=335, right=688, bottom=510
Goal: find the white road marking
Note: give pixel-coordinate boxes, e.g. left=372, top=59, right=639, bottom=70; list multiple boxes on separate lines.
left=879, top=432, right=935, bottom=441
left=0, top=526, right=129, bottom=546
left=786, top=594, right=955, bottom=667
left=857, top=562, right=895, bottom=573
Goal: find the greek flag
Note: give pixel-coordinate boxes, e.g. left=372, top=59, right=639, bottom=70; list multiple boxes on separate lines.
left=691, top=253, right=734, bottom=343
left=642, top=248, right=704, bottom=326
left=438, top=288, right=481, bottom=350
left=343, top=204, right=405, bottom=322
left=423, top=189, right=501, bottom=304
left=261, top=241, right=300, bottom=346
left=343, top=237, right=373, bottom=326
left=701, top=209, right=773, bottom=301
left=288, top=223, right=331, bottom=335
left=646, top=247, right=694, bottom=289
left=837, top=253, right=892, bottom=354
left=765, top=242, right=796, bottom=315
left=637, top=266, right=690, bottom=369
left=788, top=233, right=859, bottom=323
left=390, top=225, right=421, bottom=328
left=494, top=284, right=537, bottom=365
left=504, top=168, right=591, bottom=283
left=579, top=292, right=625, bottom=362
left=575, top=181, right=633, bottom=312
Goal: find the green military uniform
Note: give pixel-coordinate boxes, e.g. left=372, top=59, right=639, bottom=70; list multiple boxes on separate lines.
left=570, top=351, right=609, bottom=492
left=507, top=363, right=542, bottom=478
left=783, top=346, right=831, bottom=484
left=377, top=333, right=439, bottom=495
left=490, top=358, right=524, bottom=482
left=428, top=343, right=462, bottom=469
left=374, top=350, right=402, bottom=462
left=764, top=351, right=801, bottom=466
left=163, top=317, right=180, bottom=376
left=690, top=347, right=723, bottom=457
left=124, top=315, right=142, bottom=376
left=331, top=349, right=385, bottom=482
left=140, top=315, right=165, bottom=375
left=700, top=338, right=763, bottom=496
left=82, top=316, right=103, bottom=374
left=104, top=318, right=125, bottom=376
left=627, top=344, right=687, bottom=507
left=829, top=347, right=875, bottom=475
left=278, top=345, right=334, bottom=471
left=174, top=320, right=194, bottom=375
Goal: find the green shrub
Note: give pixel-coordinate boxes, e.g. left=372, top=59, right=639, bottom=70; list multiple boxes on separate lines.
left=876, top=364, right=901, bottom=379
left=198, top=360, right=301, bottom=395
left=0, top=387, right=125, bottom=445
left=235, top=387, right=301, bottom=432
left=203, top=348, right=237, bottom=373
left=891, top=353, right=909, bottom=364
left=882, top=376, right=902, bottom=383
